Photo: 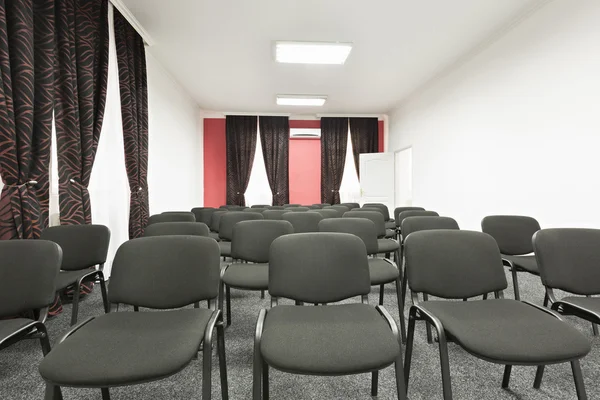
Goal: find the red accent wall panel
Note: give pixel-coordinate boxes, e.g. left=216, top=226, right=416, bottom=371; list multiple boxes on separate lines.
left=378, top=120, right=384, bottom=152
left=203, top=118, right=226, bottom=207
left=289, top=138, right=321, bottom=205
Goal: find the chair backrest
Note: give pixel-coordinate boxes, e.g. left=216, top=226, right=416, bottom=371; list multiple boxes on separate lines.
left=262, top=210, right=288, bottom=220
left=343, top=210, right=386, bottom=237
left=318, top=218, right=378, bottom=255
left=41, top=224, right=110, bottom=271
left=269, top=233, right=370, bottom=303
left=307, top=205, right=322, bottom=209
left=363, top=203, right=390, bottom=221
left=231, top=220, right=294, bottom=263
left=324, top=205, right=350, bottom=215
left=284, top=206, right=310, bottom=212
left=394, top=206, right=425, bottom=222
left=221, top=205, right=246, bottom=211
left=143, top=222, right=209, bottom=237
left=340, top=202, right=360, bottom=210
left=283, top=212, right=323, bottom=233
left=267, top=205, right=285, bottom=210
left=283, top=204, right=301, bottom=208
left=401, top=216, right=459, bottom=240
left=251, top=204, right=270, bottom=208
left=481, top=215, right=540, bottom=255
left=397, top=210, right=439, bottom=229
left=210, top=210, right=228, bottom=232
left=405, top=230, right=507, bottom=299
left=191, top=207, right=215, bottom=225
left=310, top=209, right=340, bottom=219
left=109, top=236, right=220, bottom=308
left=219, top=211, right=264, bottom=240
left=148, top=212, right=195, bottom=225
left=244, top=207, right=267, bottom=213
left=533, top=228, right=600, bottom=295
left=0, top=240, right=62, bottom=317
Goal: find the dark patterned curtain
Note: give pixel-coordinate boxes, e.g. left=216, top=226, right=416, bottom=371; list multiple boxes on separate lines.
left=259, top=116, right=289, bottom=206
left=0, top=0, right=55, bottom=240
left=320, top=117, right=348, bottom=204
left=115, top=10, right=149, bottom=239
left=226, top=115, right=257, bottom=206
left=349, top=117, right=379, bottom=178
left=54, top=0, right=109, bottom=225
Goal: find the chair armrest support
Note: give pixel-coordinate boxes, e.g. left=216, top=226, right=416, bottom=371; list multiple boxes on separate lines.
left=58, top=317, right=95, bottom=345
left=410, top=304, right=448, bottom=343
left=254, top=309, right=267, bottom=351
left=522, top=301, right=565, bottom=322
left=376, top=305, right=400, bottom=342
left=381, top=257, right=399, bottom=271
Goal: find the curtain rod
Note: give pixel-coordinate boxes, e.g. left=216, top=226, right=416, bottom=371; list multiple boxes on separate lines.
left=110, top=0, right=154, bottom=46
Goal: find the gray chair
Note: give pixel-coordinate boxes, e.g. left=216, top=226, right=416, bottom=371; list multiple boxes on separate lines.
left=0, top=240, right=61, bottom=358
left=144, top=221, right=210, bottom=237
left=481, top=215, right=541, bottom=301
left=219, top=212, right=264, bottom=258
left=209, top=210, right=229, bottom=241
left=253, top=233, right=406, bottom=400
left=220, top=220, right=293, bottom=326
left=404, top=230, right=590, bottom=400
left=147, top=212, right=195, bottom=225
left=354, top=207, right=396, bottom=238
left=221, top=205, right=246, bottom=211
left=39, top=236, right=228, bottom=400
left=282, top=212, right=323, bottom=233
left=251, top=204, right=270, bottom=208
left=393, top=207, right=425, bottom=227
left=324, top=205, right=350, bottom=215
left=396, top=210, right=439, bottom=240
left=534, top=228, right=600, bottom=336
left=364, top=203, right=395, bottom=230
left=319, top=218, right=405, bottom=342
left=41, top=225, right=111, bottom=326
left=283, top=204, right=301, bottom=208
left=266, top=206, right=285, bottom=210
left=310, top=209, right=340, bottom=219
left=262, top=210, right=288, bottom=220
left=191, top=207, right=215, bottom=225
left=307, top=205, right=322, bottom=209
left=284, top=206, right=310, bottom=212
left=245, top=208, right=268, bottom=214
left=344, top=210, right=400, bottom=261
left=341, top=202, right=360, bottom=209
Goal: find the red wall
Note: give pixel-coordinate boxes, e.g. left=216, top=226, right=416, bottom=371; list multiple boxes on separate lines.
left=203, top=118, right=384, bottom=206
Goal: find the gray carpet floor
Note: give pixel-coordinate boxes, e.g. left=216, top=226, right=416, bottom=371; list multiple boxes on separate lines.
left=1, top=263, right=600, bottom=400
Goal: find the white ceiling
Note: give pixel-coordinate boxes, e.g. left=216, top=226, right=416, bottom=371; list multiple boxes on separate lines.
left=121, top=0, right=543, bottom=114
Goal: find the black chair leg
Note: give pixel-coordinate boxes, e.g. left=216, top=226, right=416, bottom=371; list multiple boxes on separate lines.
left=543, top=293, right=549, bottom=307
left=404, top=309, right=417, bottom=386
left=253, top=339, right=263, bottom=400
left=511, top=267, right=520, bottom=300
left=379, top=284, right=385, bottom=305
left=101, top=388, right=110, bottom=400
left=571, top=360, right=587, bottom=400
left=203, top=323, right=214, bottom=400
left=395, top=354, right=408, bottom=400
left=586, top=296, right=598, bottom=336
left=44, top=384, right=63, bottom=400
left=71, top=280, right=82, bottom=326
left=437, top=329, right=453, bottom=400
left=371, top=370, right=379, bottom=396
left=98, top=273, right=109, bottom=313
left=502, top=365, right=512, bottom=388
left=217, top=322, right=229, bottom=400
left=261, top=290, right=265, bottom=299
left=263, top=361, right=269, bottom=400
left=534, top=365, right=544, bottom=389
left=423, top=294, right=433, bottom=344
left=395, top=278, right=406, bottom=343
left=226, top=286, right=232, bottom=326
left=401, top=271, right=408, bottom=308
left=38, top=324, right=52, bottom=356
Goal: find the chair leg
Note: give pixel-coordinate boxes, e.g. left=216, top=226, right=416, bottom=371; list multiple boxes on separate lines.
left=543, top=293, right=549, bottom=307
left=226, top=286, right=232, bottom=326
left=395, top=353, right=408, bottom=400
left=44, top=384, right=63, bottom=400
left=70, top=280, right=82, bottom=326
left=404, top=309, right=417, bottom=387
left=511, top=267, right=520, bottom=300
left=502, top=365, right=512, bottom=388
left=371, top=371, right=379, bottom=396
left=571, top=360, right=587, bottom=400
left=97, top=273, right=109, bottom=313
left=261, top=290, right=265, bottom=299
left=592, top=323, right=598, bottom=336
left=401, top=270, right=408, bottom=308
left=253, top=339, right=263, bottom=400
left=379, top=284, right=385, bottom=305
left=203, top=323, right=214, bottom=400
left=263, top=361, right=269, bottom=400
left=534, top=365, right=544, bottom=389
left=217, top=322, right=229, bottom=400
left=395, top=278, right=406, bottom=343
left=423, top=294, right=433, bottom=344
left=437, top=328, right=453, bottom=400
left=101, top=388, right=110, bottom=400
left=38, top=324, right=52, bottom=356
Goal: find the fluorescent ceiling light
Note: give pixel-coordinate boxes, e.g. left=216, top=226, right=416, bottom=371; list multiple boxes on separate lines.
left=275, top=41, right=352, bottom=65
left=276, top=95, right=327, bottom=107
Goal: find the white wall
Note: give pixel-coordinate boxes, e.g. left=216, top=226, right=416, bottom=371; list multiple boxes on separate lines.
left=146, top=51, right=202, bottom=213
left=388, top=0, right=600, bottom=231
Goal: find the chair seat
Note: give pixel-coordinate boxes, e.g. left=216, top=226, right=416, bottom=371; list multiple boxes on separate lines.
left=218, top=241, right=231, bottom=257
left=222, top=263, right=268, bottom=290
left=0, top=318, right=37, bottom=344
left=378, top=239, right=399, bottom=253
left=369, top=259, right=399, bottom=285
left=385, top=221, right=396, bottom=230
left=55, top=268, right=97, bottom=291
left=560, top=296, right=600, bottom=319
left=502, top=254, right=538, bottom=274
left=385, top=229, right=396, bottom=238
left=39, top=309, right=212, bottom=387
left=209, top=232, right=220, bottom=241
left=261, top=304, right=399, bottom=375
left=421, top=299, right=590, bottom=364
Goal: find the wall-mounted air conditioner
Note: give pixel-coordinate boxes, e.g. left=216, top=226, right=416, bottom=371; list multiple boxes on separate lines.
left=290, top=128, right=321, bottom=139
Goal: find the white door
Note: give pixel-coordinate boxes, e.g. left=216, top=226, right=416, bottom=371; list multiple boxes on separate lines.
left=394, top=147, right=413, bottom=207
left=360, top=152, right=395, bottom=212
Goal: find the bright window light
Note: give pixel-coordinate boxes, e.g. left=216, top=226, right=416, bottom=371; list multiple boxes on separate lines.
left=275, top=41, right=352, bottom=65
left=276, top=95, right=327, bottom=107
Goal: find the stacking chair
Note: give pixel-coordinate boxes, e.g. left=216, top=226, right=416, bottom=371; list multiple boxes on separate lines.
left=191, top=207, right=215, bottom=225
left=283, top=206, right=309, bottom=212
left=262, top=210, right=288, bottom=220
left=221, top=205, right=246, bottom=211
left=354, top=207, right=396, bottom=238
left=147, top=212, right=195, bottom=225
left=310, top=204, right=325, bottom=209
left=341, top=202, right=360, bottom=209
left=534, top=228, right=600, bottom=336
left=144, top=221, right=210, bottom=237
left=245, top=207, right=268, bottom=214
left=394, top=207, right=425, bottom=238
left=0, top=240, right=61, bottom=359
left=39, top=236, right=228, bottom=400
left=253, top=233, right=406, bottom=400
left=319, top=218, right=405, bottom=342
left=364, top=203, right=395, bottom=230
left=324, top=205, right=350, bottom=215
left=307, top=204, right=322, bottom=209
left=209, top=210, right=229, bottom=241
left=220, top=220, right=293, bottom=326
left=309, top=209, right=339, bottom=219
left=219, top=212, right=264, bottom=259
left=266, top=205, right=285, bottom=210
left=251, top=204, right=270, bottom=208
left=282, top=212, right=323, bottom=233
left=283, top=204, right=301, bottom=208
left=481, top=215, right=541, bottom=301
left=344, top=210, right=400, bottom=261
left=41, top=225, right=111, bottom=326
left=404, top=230, right=590, bottom=400
left=396, top=210, right=439, bottom=240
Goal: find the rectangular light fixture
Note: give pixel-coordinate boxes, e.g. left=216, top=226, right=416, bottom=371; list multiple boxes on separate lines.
left=275, top=41, right=352, bottom=65
left=276, top=95, right=327, bottom=107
